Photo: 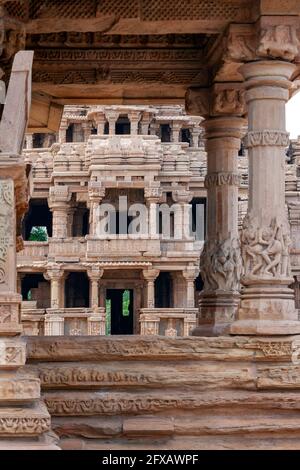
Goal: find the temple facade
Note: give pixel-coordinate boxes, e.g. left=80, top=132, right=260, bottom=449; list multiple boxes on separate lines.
left=18, top=104, right=300, bottom=338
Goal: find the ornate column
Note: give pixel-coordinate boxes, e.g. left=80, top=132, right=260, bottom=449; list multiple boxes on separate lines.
left=25, top=133, right=33, bottom=149
left=191, top=127, right=201, bottom=148
left=183, top=267, right=199, bottom=308
left=58, top=119, right=68, bottom=144
left=186, top=85, right=246, bottom=335
left=171, top=122, right=182, bottom=143
left=82, top=122, right=93, bottom=141
left=88, top=181, right=105, bottom=236
left=129, top=111, right=141, bottom=136
left=87, top=267, right=104, bottom=311
left=230, top=60, right=300, bottom=335
left=173, top=189, right=193, bottom=240
left=143, top=269, right=159, bottom=308
left=44, top=266, right=64, bottom=309
left=145, top=185, right=161, bottom=239
left=48, top=186, right=72, bottom=239
left=105, top=111, right=119, bottom=136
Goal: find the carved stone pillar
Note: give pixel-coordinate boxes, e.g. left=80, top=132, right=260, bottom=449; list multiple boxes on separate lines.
left=25, top=133, right=33, bottom=150
left=191, top=128, right=201, bottom=148
left=145, top=186, right=161, bottom=239
left=173, top=189, right=193, bottom=240
left=188, top=107, right=246, bottom=335
left=44, top=267, right=64, bottom=309
left=105, top=111, right=119, bottom=136
left=143, top=269, right=159, bottom=308
left=183, top=267, right=199, bottom=308
left=171, top=122, right=182, bottom=143
left=58, top=119, right=68, bottom=144
left=129, top=111, right=141, bottom=136
left=48, top=186, right=72, bottom=239
left=82, top=122, right=93, bottom=141
left=231, top=60, right=300, bottom=335
left=88, top=181, right=105, bottom=236
left=87, top=267, right=104, bottom=312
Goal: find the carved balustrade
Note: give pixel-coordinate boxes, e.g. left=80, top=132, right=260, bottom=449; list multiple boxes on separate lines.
left=139, top=308, right=197, bottom=337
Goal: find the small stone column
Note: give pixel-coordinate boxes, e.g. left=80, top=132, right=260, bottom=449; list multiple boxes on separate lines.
left=183, top=267, right=199, bottom=308
left=231, top=60, right=300, bottom=335
left=87, top=267, right=104, bottom=312
left=59, top=119, right=68, bottom=144
left=171, top=122, right=182, bottom=143
left=145, top=186, right=161, bottom=239
left=44, top=266, right=64, bottom=309
left=25, top=133, right=33, bottom=149
left=48, top=186, right=72, bottom=239
left=173, top=189, right=193, bottom=240
left=105, top=111, right=119, bottom=136
left=191, top=128, right=201, bottom=148
left=88, top=181, right=105, bottom=236
left=129, top=111, right=141, bottom=136
left=82, top=122, right=93, bottom=141
left=143, top=269, right=159, bottom=308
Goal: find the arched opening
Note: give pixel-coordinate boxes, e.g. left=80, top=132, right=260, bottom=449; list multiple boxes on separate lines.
left=116, top=115, right=131, bottom=135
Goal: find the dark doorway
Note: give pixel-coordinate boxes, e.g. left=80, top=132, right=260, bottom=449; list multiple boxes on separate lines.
left=65, top=272, right=89, bottom=308
left=155, top=272, right=173, bottom=308
left=116, top=116, right=131, bottom=135
left=21, top=273, right=50, bottom=309
left=22, top=198, right=52, bottom=240
left=106, top=289, right=134, bottom=335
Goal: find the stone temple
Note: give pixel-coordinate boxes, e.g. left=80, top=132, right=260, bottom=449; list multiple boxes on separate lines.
left=2, top=0, right=300, bottom=451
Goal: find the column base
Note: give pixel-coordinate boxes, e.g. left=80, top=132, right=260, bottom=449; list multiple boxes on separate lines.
left=191, top=291, right=239, bottom=337
left=230, top=280, right=300, bottom=335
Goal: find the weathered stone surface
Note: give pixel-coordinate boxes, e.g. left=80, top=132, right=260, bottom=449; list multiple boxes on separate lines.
left=26, top=335, right=300, bottom=362
left=0, top=401, right=51, bottom=437
left=0, top=338, right=26, bottom=369
left=0, top=373, right=40, bottom=402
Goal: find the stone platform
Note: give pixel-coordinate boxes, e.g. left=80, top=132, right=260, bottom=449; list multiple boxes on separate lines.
left=24, top=335, right=300, bottom=450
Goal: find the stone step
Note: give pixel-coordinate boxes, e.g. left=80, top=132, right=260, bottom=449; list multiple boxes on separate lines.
left=52, top=411, right=300, bottom=440
left=0, top=372, right=40, bottom=403
left=43, top=390, right=300, bottom=417
left=0, top=400, right=51, bottom=437
left=27, top=361, right=256, bottom=391
left=26, top=335, right=300, bottom=363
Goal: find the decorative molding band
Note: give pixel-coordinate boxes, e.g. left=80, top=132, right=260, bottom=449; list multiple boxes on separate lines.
left=204, top=172, right=241, bottom=189
left=244, top=131, right=289, bottom=148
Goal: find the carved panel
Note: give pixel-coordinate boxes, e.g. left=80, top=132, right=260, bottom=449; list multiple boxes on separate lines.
left=244, top=131, right=290, bottom=148
left=0, top=180, right=14, bottom=286
left=200, top=237, right=242, bottom=292
left=241, top=215, right=292, bottom=279
left=257, top=25, right=300, bottom=61
left=204, top=172, right=240, bottom=189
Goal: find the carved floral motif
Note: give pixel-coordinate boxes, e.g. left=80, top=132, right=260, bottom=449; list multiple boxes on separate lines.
left=204, top=172, right=240, bottom=189
left=241, top=215, right=292, bottom=279
left=244, top=131, right=289, bottom=148
left=200, top=237, right=242, bottom=292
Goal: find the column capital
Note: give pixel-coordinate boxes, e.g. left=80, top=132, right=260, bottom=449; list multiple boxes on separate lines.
left=143, top=269, right=160, bottom=282
left=44, top=265, right=65, bottom=282
left=172, top=189, right=193, bottom=204
left=87, top=267, right=104, bottom=281
left=186, top=83, right=246, bottom=119
left=144, top=185, right=162, bottom=203
left=183, top=267, right=200, bottom=282
left=48, top=185, right=72, bottom=208
left=88, top=181, right=105, bottom=202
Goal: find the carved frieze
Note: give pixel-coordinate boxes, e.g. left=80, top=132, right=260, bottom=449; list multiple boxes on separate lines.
left=204, top=172, right=241, bottom=189
left=244, top=131, right=290, bottom=148
left=200, top=237, right=242, bottom=293
left=241, top=215, right=292, bottom=279
left=257, top=25, right=300, bottom=61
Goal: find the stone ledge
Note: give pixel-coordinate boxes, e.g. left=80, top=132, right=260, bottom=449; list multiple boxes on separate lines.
left=0, top=373, right=40, bottom=403
left=0, top=401, right=51, bottom=437
left=26, top=335, right=300, bottom=362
